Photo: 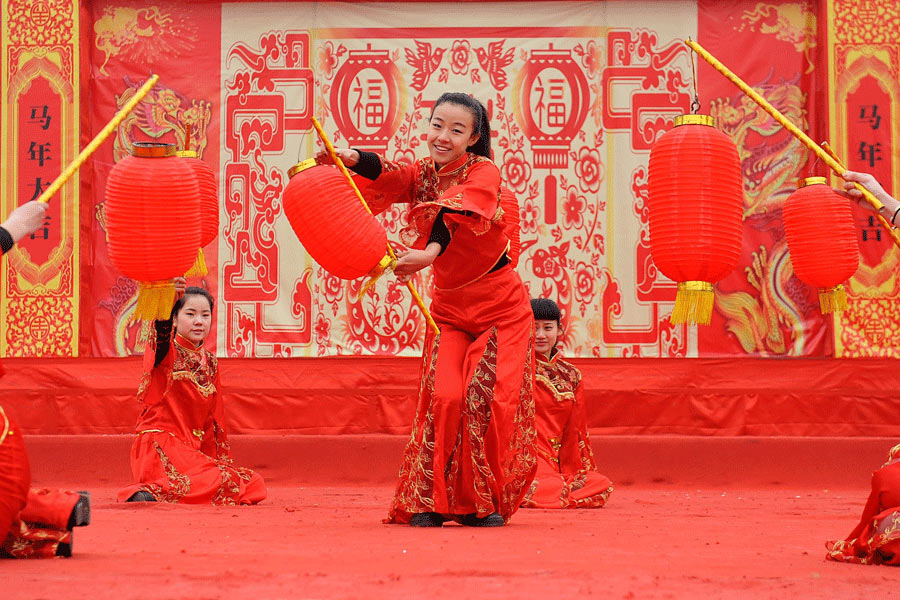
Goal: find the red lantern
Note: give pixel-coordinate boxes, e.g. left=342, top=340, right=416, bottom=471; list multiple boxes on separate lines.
left=105, top=142, right=201, bottom=320
left=177, top=149, right=218, bottom=277
left=499, top=186, right=521, bottom=268
left=647, top=115, right=744, bottom=325
left=782, top=177, right=859, bottom=313
left=283, top=159, right=389, bottom=280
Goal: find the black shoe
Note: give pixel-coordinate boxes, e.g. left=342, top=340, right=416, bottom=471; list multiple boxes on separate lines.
left=56, top=533, right=72, bottom=558
left=66, top=491, right=91, bottom=529
left=409, top=512, right=446, bottom=527
left=126, top=490, right=156, bottom=503
left=459, top=512, right=505, bottom=527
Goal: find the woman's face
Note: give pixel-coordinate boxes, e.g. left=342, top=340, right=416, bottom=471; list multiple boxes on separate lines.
left=426, top=102, right=479, bottom=168
left=175, top=294, right=212, bottom=345
left=534, top=319, right=561, bottom=356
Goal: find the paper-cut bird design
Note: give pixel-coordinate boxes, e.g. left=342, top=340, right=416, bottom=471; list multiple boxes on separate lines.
left=405, top=40, right=445, bottom=91
left=475, top=41, right=515, bottom=90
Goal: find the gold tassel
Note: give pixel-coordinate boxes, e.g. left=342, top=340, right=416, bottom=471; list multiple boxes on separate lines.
left=184, top=248, right=208, bottom=278
left=133, top=280, right=177, bottom=322
left=818, top=284, right=848, bottom=314
left=671, top=280, right=715, bottom=326
left=357, top=255, right=397, bottom=300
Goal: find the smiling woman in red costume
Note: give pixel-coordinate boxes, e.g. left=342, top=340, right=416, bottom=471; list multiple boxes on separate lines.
left=0, top=201, right=90, bottom=558
left=320, top=92, right=536, bottom=527
left=119, top=280, right=265, bottom=505
left=521, top=298, right=613, bottom=510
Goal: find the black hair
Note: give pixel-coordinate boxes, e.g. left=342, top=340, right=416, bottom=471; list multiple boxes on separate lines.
left=171, top=286, right=215, bottom=320
left=431, top=92, right=492, bottom=160
left=531, top=298, right=561, bottom=326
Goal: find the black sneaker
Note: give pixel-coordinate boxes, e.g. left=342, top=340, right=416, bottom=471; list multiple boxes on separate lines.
left=409, top=512, right=446, bottom=527
left=459, top=512, right=505, bottom=527
left=126, top=490, right=156, bottom=503
left=66, top=491, right=91, bottom=529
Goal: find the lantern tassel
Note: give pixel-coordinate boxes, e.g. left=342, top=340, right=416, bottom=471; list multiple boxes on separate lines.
left=358, top=255, right=397, bottom=300
left=671, top=281, right=715, bottom=326
left=184, top=248, right=209, bottom=278
left=818, top=285, right=849, bottom=314
left=134, top=280, right=178, bottom=322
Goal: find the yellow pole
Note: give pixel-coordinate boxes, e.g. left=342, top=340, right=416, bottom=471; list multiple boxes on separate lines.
left=685, top=38, right=900, bottom=249
left=309, top=117, right=440, bottom=335
left=36, top=74, right=160, bottom=204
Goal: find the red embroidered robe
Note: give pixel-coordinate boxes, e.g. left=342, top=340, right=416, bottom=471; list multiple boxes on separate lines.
left=521, top=351, right=613, bottom=509
left=827, top=443, right=900, bottom=565
left=118, top=329, right=266, bottom=505
left=365, top=152, right=537, bottom=524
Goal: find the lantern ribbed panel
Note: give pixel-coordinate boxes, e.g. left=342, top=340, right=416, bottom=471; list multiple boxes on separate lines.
left=180, top=156, right=219, bottom=247
left=782, top=183, right=859, bottom=288
left=105, top=154, right=201, bottom=281
left=647, top=123, right=743, bottom=284
left=499, top=186, right=521, bottom=268
left=283, top=166, right=387, bottom=279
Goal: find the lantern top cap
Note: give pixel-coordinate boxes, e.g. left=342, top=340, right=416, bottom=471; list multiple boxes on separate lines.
left=288, top=158, right=318, bottom=179
left=798, top=176, right=828, bottom=188
left=176, top=150, right=199, bottom=158
left=131, top=142, right=176, bottom=158
left=674, top=114, right=716, bottom=128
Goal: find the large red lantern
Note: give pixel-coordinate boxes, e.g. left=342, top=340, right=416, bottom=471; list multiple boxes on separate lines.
left=105, top=142, right=201, bottom=320
left=177, top=149, right=218, bottom=277
left=782, top=177, right=859, bottom=313
left=499, top=186, right=521, bottom=268
left=283, top=159, right=390, bottom=280
left=647, top=115, right=744, bottom=325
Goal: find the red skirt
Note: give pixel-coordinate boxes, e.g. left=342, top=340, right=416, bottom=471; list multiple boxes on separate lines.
left=118, top=431, right=266, bottom=505
left=387, top=266, right=537, bottom=524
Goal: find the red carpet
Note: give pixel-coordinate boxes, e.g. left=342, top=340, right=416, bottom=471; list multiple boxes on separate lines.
left=7, top=354, right=900, bottom=596
left=4, top=483, right=893, bottom=599
left=4, top=434, right=896, bottom=598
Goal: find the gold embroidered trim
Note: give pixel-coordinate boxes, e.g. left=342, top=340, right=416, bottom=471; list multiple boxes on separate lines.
left=0, top=406, right=10, bottom=447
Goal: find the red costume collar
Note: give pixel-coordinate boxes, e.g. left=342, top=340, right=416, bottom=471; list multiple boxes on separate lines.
left=173, top=332, right=203, bottom=352
left=433, top=152, right=471, bottom=176
left=536, top=348, right=560, bottom=365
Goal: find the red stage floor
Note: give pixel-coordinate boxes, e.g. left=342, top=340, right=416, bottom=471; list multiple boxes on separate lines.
left=5, top=485, right=892, bottom=599
left=7, top=434, right=898, bottom=598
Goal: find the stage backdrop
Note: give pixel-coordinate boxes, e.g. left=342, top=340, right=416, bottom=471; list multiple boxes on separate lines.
left=823, top=0, right=900, bottom=358
left=2, top=0, right=896, bottom=359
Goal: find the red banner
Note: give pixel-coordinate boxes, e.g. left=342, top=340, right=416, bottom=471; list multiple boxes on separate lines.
left=697, top=0, right=826, bottom=357
left=86, top=0, right=221, bottom=356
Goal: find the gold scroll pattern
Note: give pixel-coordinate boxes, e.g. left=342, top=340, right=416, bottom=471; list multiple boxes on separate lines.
left=829, top=0, right=900, bottom=356
left=1, top=0, right=79, bottom=356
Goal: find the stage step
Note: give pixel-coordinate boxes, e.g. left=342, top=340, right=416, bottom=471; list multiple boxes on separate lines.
left=24, top=434, right=895, bottom=489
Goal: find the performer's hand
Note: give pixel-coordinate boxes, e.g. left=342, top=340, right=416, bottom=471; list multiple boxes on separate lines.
left=393, top=244, right=441, bottom=284
left=314, top=148, right=359, bottom=167
left=839, top=171, right=895, bottom=210
left=173, top=276, right=187, bottom=297
left=1, top=201, right=48, bottom=243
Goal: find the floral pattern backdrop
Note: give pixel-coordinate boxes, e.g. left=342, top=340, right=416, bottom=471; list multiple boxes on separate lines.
left=8, top=0, right=886, bottom=359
